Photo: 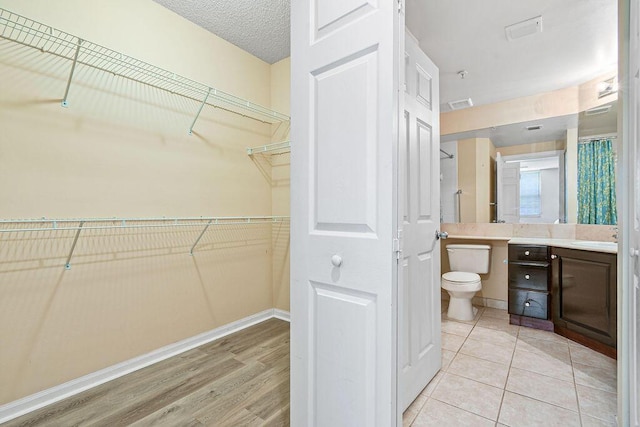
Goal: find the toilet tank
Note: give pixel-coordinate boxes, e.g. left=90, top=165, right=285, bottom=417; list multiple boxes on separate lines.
left=446, top=244, right=492, bottom=274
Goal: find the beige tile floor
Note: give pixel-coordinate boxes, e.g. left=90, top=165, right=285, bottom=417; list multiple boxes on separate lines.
left=403, top=303, right=617, bottom=427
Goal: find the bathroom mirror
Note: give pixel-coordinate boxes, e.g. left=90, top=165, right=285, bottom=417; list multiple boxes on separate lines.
left=440, top=99, right=618, bottom=224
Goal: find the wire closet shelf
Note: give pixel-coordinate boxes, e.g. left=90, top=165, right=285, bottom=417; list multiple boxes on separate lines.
left=0, top=8, right=290, bottom=126
left=247, top=140, right=291, bottom=156
left=0, top=216, right=290, bottom=270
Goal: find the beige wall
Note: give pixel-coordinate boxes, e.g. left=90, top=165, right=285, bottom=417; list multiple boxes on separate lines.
left=270, top=58, right=291, bottom=312
left=566, top=128, right=579, bottom=223
left=496, top=140, right=566, bottom=157
left=0, top=0, right=279, bottom=404
left=457, top=138, right=494, bottom=222
left=440, top=239, right=508, bottom=302
left=441, top=70, right=618, bottom=136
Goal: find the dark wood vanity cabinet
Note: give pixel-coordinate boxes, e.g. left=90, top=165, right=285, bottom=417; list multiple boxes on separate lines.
left=551, top=247, right=617, bottom=356
left=508, top=245, right=552, bottom=327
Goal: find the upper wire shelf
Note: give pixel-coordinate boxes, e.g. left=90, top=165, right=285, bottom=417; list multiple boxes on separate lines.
left=0, top=8, right=290, bottom=126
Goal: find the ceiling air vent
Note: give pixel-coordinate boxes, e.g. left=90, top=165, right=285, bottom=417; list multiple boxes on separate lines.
left=448, top=98, right=473, bottom=111
left=526, top=125, right=543, bottom=131
left=585, top=105, right=612, bottom=116
left=505, top=16, right=543, bottom=41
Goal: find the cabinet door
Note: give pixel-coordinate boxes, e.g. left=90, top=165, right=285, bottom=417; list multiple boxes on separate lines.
left=551, top=248, right=617, bottom=348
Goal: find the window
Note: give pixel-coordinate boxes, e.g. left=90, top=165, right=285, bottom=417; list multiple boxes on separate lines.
left=520, top=171, right=541, bottom=217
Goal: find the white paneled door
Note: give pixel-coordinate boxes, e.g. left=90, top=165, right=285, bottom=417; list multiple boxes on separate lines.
left=290, top=0, right=401, bottom=426
left=622, top=0, right=640, bottom=424
left=398, top=33, right=441, bottom=411
left=496, top=153, right=520, bottom=223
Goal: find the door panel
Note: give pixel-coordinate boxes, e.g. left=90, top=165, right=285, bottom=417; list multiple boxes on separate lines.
left=313, top=49, right=378, bottom=232
left=630, top=0, right=640, bottom=423
left=398, top=32, right=441, bottom=411
left=291, top=0, right=400, bottom=425
left=622, top=0, right=640, bottom=424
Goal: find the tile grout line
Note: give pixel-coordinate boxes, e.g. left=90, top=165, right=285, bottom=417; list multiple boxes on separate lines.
left=438, top=306, right=512, bottom=424
left=494, top=318, right=520, bottom=426
left=567, top=342, right=586, bottom=426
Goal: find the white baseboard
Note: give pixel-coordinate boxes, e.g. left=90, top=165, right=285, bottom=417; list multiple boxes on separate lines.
left=273, top=308, right=291, bottom=321
left=0, top=308, right=287, bottom=424
left=472, top=296, right=508, bottom=311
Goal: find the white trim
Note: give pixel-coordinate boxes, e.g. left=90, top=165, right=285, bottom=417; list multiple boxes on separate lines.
left=273, top=309, right=291, bottom=322
left=472, top=296, right=508, bottom=311
left=0, top=308, right=286, bottom=424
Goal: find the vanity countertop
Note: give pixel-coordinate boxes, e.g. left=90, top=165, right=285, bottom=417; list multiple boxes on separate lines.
left=445, top=235, right=512, bottom=241
left=507, top=237, right=617, bottom=254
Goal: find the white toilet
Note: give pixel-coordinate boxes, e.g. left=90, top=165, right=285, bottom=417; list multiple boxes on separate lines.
left=442, top=244, right=492, bottom=321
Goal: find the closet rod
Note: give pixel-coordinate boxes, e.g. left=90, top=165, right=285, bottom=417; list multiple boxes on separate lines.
left=247, top=140, right=291, bottom=155
left=578, top=133, right=618, bottom=142
left=0, top=8, right=290, bottom=125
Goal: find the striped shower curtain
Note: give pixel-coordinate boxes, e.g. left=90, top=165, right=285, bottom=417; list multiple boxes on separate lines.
left=577, top=138, right=617, bottom=224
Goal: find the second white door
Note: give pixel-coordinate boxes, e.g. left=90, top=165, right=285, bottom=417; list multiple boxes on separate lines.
left=398, top=32, right=441, bottom=411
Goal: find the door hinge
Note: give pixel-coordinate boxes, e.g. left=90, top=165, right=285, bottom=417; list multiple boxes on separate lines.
left=394, top=230, right=403, bottom=260
left=397, top=0, right=403, bottom=12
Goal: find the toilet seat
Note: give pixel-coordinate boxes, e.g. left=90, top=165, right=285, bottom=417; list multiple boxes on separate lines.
left=441, top=271, right=482, bottom=292
left=442, top=271, right=481, bottom=283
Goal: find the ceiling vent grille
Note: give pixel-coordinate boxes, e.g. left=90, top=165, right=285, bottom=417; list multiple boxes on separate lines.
left=505, top=16, right=543, bottom=41
left=448, top=98, right=473, bottom=111
left=585, top=105, right=612, bottom=116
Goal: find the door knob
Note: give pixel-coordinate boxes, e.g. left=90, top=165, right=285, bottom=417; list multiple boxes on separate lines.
left=436, top=230, right=449, bottom=240
left=331, top=254, right=343, bottom=267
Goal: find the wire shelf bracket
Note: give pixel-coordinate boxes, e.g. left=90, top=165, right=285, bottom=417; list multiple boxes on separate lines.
left=61, top=38, right=82, bottom=108
left=64, top=220, right=84, bottom=270
left=247, top=140, right=291, bottom=156
left=189, top=87, right=211, bottom=135
left=190, top=218, right=214, bottom=255
left=0, top=8, right=290, bottom=124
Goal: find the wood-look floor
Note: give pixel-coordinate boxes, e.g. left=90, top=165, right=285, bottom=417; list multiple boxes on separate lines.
left=5, top=318, right=290, bottom=427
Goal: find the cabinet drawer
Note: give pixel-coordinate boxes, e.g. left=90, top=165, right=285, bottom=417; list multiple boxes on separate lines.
left=508, top=264, right=550, bottom=291
left=508, top=289, right=550, bottom=320
left=508, top=245, right=549, bottom=262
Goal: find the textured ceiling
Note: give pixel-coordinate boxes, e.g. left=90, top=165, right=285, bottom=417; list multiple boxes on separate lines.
left=154, top=1, right=616, bottom=111
left=152, top=0, right=290, bottom=64
left=406, top=0, right=617, bottom=111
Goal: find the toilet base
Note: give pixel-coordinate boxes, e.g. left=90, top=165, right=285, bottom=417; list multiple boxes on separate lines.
left=447, top=296, right=478, bottom=321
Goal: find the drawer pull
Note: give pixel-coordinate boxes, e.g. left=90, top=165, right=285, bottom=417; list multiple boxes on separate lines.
left=525, top=274, right=530, bottom=280
left=551, top=254, right=558, bottom=260
left=524, top=250, right=530, bottom=256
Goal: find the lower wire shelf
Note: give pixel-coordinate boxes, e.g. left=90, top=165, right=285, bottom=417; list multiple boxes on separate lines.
left=0, top=215, right=290, bottom=269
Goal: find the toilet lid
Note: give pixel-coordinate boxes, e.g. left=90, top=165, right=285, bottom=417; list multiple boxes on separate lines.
left=442, top=271, right=481, bottom=283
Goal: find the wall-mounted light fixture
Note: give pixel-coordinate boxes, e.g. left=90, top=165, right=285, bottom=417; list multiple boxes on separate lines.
left=598, top=77, right=618, bottom=98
